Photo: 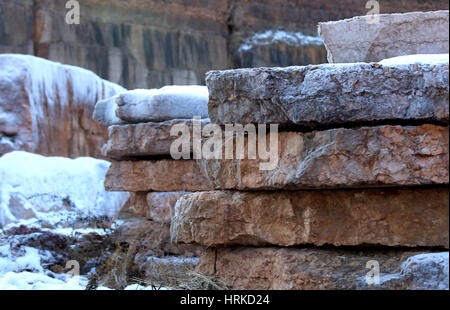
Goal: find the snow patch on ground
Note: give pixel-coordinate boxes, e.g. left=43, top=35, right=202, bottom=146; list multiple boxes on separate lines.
left=0, top=151, right=129, bottom=228
left=0, top=244, right=44, bottom=274
left=0, top=151, right=133, bottom=289
left=0, top=239, right=87, bottom=290
left=379, top=54, right=449, bottom=66
left=0, top=271, right=167, bottom=290
left=239, top=30, right=324, bottom=52
left=0, top=272, right=88, bottom=290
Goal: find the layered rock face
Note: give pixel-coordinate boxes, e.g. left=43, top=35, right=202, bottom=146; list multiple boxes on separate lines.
left=206, top=59, right=449, bottom=127
left=169, top=15, right=449, bottom=289
left=196, top=248, right=449, bottom=290
left=171, top=189, right=449, bottom=248
left=102, top=119, right=209, bottom=159
left=319, top=10, right=449, bottom=63
left=0, top=54, right=125, bottom=158
left=105, top=125, right=449, bottom=191
left=1, top=0, right=449, bottom=89
left=97, top=10, right=449, bottom=290
left=97, top=85, right=210, bottom=286
left=198, top=125, right=449, bottom=190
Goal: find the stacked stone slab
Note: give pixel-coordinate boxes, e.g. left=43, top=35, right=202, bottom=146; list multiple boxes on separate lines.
left=94, top=86, right=212, bottom=284
left=167, top=11, right=450, bottom=290
left=318, top=10, right=449, bottom=63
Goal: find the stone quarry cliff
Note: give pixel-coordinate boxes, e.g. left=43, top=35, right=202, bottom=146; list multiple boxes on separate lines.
left=1, top=0, right=449, bottom=89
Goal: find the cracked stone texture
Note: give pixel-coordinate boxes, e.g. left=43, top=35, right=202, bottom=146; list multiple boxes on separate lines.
left=318, top=10, right=449, bottom=63
left=171, top=188, right=449, bottom=248
left=199, top=125, right=449, bottom=190
left=102, top=119, right=209, bottom=159
left=196, top=247, right=448, bottom=290
left=206, top=61, right=449, bottom=127
left=105, top=160, right=214, bottom=192
left=122, top=191, right=191, bottom=224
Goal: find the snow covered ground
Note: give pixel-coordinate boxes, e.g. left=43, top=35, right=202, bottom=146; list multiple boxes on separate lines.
left=0, top=234, right=171, bottom=290
left=0, top=151, right=136, bottom=290
left=0, top=151, right=129, bottom=228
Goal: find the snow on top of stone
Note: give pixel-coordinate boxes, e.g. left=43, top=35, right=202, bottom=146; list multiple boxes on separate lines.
left=0, top=53, right=125, bottom=122
left=0, top=53, right=125, bottom=102
left=115, top=85, right=209, bottom=123
left=379, top=54, right=449, bottom=66
left=92, top=95, right=125, bottom=126
left=1, top=54, right=126, bottom=155
left=127, top=85, right=208, bottom=96
left=239, top=30, right=323, bottom=52
left=0, top=151, right=129, bottom=228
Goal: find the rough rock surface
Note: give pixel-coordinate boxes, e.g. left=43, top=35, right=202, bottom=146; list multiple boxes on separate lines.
left=121, top=192, right=190, bottom=224
left=199, top=125, right=449, bottom=190
left=105, top=160, right=214, bottom=192
left=196, top=247, right=447, bottom=290
left=319, top=10, right=450, bottom=63
left=102, top=119, right=209, bottom=159
left=171, top=188, right=449, bottom=248
left=206, top=61, right=449, bottom=127
left=115, top=86, right=208, bottom=123
left=0, top=54, right=125, bottom=158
